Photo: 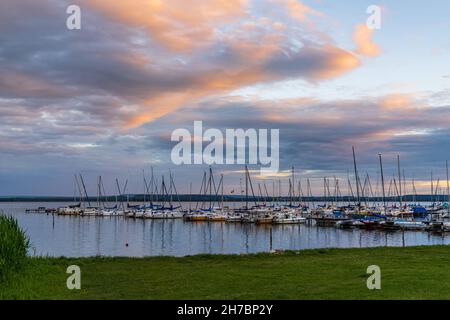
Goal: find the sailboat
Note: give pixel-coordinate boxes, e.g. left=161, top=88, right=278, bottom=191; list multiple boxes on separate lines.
left=254, top=208, right=274, bottom=224
left=77, top=174, right=98, bottom=216
left=185, top=170, right=211, bottom=221
left=97, top=176, right=120, bottom=216
left=144, top=171, right=184, bottom=219
left=236, top=165, right=273, bottom=224
left=273, top=167, right=306, bottom=224
left=273, top=209, right=306, bottom=224
left=207, top=173, right=228, bottom=222
left=57, top=175, right=83, bottom=215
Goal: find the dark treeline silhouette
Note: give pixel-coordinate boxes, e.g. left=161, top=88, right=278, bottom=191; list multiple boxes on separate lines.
left=1, top=194, right=448, bottom=203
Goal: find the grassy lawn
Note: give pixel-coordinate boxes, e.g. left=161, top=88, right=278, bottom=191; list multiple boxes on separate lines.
left=2, top=246, right=450, bottom=300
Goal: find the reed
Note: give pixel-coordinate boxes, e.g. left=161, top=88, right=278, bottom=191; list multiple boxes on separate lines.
left=0, top=211, right=30, bottom=281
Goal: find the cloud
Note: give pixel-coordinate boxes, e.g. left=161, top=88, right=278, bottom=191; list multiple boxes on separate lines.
left=353, top=24, right=381, bottom=57
left=74, top=0, right=364, bottom=127
left=0, top=0, right=399, bottom=195
left=0, top=0, right=368, bottom=130
left=167, top=92, right=450, bottom=173
left=123, top=43, right=361, bottom=127
left=277, top=0, right=323, bottom=22
left=84, top=0, right=249, bottom=52
left=3, top=86, right=450, bottom=195
left=265, top=44, right=360, bottom=80
left=379, top=93, right=417, bottom=110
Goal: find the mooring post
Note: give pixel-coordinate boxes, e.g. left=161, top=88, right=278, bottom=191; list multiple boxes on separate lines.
left=402, top=229, right=405, bottom=247
left=269, top=227, right=273, bottom=251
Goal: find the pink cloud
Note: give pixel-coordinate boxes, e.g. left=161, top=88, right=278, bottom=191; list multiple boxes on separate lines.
left=353, top=24, right=381, bottom=57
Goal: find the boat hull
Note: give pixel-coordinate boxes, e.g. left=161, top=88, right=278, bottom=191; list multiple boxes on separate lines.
left=273, top=218, right=306, bottom=224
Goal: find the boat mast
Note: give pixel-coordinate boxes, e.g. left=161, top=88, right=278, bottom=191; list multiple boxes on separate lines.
left=221, top=174, right=224, bottom=210
left=245, top=165, right=257, bottom=207
left=72, top=176, right=77, bottom=204
left=334, top=176, right=338, bottom=205
left=307, top=178, right=312, bottom=208
left=96, top=176, right=100, bottom=208
left=245, top=166, right=248, bottom=209
left=150, top=167, right=154, bottom=207
left=352, top=146, right=360, bottom=209
left=79, top=174, right=90, bottom=207
left=263, top=182, right=270, bottom=206
left=258, top=183, right=264, bottom=206
left=189, top=182, right=192, bottom=212
left=431, top=172, right=434, bottom=205
left=289, top=180, right=292, bottom=207
left=368, top=174, right=372, bottom=205
left=161, top=175, right=166, bottom=208
left=74, top=174, right=83, bottom=205
left=397, top=155, right=402, bottom=210
left=278, top=179, right=281, bottom=206
left=272, top=180, right=275, bottom=205
left=142, top=170, right=146, bottom=206
left=378, top=154, right=386, bottom=213
left=298, top=179, right=303, bottom=207
left=240, top=178, right=243, bottom=205
left=209, top=167, right=212, bottom=210
left=115, top=178, right=122, bottom=210
left=196, top=171, right=206, bottom=211
left=123, top=179, right=128, bottom=209
left=434, top=178, right=440, bottom=202
left=99, top=176, right=103, bottom=209
left=169, top=171, right=173, bottom=208
left=403, top=169, right=407, bottom=200
left=291, top=166, right=295, bottom=207
left=447, top=161, right=450, bottom=215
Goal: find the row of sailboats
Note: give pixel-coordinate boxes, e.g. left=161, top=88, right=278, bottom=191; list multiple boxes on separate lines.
left=57, top=166, right=308, bottom=225
left=184, top=166, right=306, bottom=224
left=55, top=147, right=450, bottom=231
left=312, top=148, right=450, bottom=231
left=57, top=171, right=185, bottom=218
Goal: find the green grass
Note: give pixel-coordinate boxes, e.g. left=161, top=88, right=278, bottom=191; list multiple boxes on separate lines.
left=2, top=246, right=450, bottom=299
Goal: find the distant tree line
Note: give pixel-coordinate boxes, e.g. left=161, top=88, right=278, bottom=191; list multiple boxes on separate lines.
left=1, top=194, right=449, bottom=202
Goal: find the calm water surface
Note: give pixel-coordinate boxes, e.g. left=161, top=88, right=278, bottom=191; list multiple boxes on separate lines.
left=2, top=202, right=449, bottom=257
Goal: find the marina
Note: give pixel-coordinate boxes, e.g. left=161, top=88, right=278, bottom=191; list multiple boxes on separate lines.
left=4, top=151, right=450, bottom=257
left=18, top=155, right=450, bottom=232
left=1, top=201, right=450, bottom=258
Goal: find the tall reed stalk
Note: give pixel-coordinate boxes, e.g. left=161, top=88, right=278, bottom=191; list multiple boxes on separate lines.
left=0, top=211, right=30, bottom=281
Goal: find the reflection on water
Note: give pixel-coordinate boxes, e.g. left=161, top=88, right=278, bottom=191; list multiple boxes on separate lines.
left=1, top=202, right=449, bottom=257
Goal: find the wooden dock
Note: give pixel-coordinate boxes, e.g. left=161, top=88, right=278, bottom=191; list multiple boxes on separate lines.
left=25, top=207, right=57, bottom=214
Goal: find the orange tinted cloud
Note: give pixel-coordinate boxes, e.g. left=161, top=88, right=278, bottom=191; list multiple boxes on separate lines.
left=311, top=45, right=360, bottom=79
left=80, top=1, right=367, bottom=128
left=122, top=44, right=361, bottom=128
left=353, top=24, right=380, bottom=57
left=124, top=69, right=268, bottom=128
left=85, top=0, right=248, bottom=52
left=280, top=0, right=323, bottom=22
left=380, top=94, right=414, bottom=110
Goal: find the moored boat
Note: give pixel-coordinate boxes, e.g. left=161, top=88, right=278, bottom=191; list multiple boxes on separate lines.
left=273, top=213, right=306, bottom=224
left=335, top=219, right=364, bottom=228
left=394, top=220, right=426, bottom=230
left=225, top=213, right=244, bottom=222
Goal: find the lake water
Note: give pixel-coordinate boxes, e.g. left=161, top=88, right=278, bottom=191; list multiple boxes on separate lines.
left=1, top=202, right=449, bottom=257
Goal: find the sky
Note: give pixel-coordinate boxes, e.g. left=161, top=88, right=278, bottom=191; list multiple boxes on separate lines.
left=1, top=0, right=450, bottom=197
